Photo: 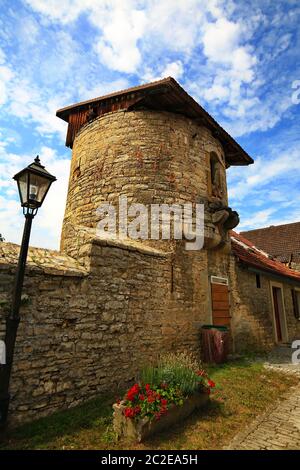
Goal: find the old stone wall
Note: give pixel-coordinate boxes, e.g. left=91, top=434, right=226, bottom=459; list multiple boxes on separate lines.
left=229, top=255, right=300, bottom=352
left=0, top=234, right=213, bottom=427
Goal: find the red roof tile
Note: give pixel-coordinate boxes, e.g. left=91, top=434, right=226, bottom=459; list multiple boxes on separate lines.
left=241, top=222, right=300, bottom=264
left=231, top=231, right=300, bottom=283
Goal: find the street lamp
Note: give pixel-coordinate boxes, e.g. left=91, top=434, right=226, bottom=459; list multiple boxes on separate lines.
left=0, top=156, right=56, bottom=430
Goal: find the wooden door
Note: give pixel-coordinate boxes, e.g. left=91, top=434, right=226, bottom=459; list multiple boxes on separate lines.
left=211, top=283, right=231, bottom=327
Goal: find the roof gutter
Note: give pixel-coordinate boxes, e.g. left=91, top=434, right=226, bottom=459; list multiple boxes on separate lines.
left=238, top=260, right=300, bottom=287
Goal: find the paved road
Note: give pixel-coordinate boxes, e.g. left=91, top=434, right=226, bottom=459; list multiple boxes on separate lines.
left=226, top=346, right=300, bottom=450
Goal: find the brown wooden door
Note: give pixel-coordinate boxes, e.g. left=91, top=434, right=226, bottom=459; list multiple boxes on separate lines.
left=211, top=283, right=231, bottom=326
left=272, top=286, right=282, bottom=342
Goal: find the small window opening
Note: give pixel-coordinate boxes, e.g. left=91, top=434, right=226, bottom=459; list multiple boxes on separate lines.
left=256, top=274, right=261, bottom=288
left=292, top=289, right=300, bottom=320
left=209, top=152, right=224, bottom=199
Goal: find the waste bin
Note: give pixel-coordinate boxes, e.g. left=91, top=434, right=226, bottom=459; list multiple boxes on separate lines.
left=201, top=324, right=229, bottom=364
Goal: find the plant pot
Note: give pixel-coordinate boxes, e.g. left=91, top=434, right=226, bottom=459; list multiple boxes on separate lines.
left=113, top=392, right=209, bottom=442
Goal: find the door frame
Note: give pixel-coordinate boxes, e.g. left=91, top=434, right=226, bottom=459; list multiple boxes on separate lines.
left=270, top=281, right=289, bottom=343
left=210, top=276, right=230, bottom=327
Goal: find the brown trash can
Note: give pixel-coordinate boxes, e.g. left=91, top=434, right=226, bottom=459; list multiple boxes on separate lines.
left=201, top=325, right=229, bottom=364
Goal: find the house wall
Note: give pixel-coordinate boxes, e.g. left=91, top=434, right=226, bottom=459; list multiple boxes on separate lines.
left=229, top=255, right=300, bottom=352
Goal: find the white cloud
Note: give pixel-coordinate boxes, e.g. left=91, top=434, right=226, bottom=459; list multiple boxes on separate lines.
left=94, top=5, right=147, bottom=73
left=203, top=18, right=241, bottom=63
left=77, top=78, right=130, bottom=101
left=24, top=0, right=85, bottom=24
left=0, top=48, right=14, bottom=106
left=228, top=148, right=300, bottom=201
left=7, top=80, right=68, bottom=139
left=0, top=143, right=70, bottom=249
left=145, top=0, right=205, bottom=53
left=162, top=61, right=184, bottom=79
left=30, top=146, right=70, bottom=248
left=142, top=60, right=184, bottom=82
left=228, top=142, right=300, bottom=232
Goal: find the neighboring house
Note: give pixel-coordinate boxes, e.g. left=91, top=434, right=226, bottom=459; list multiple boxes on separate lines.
left=241, top=222, right=300, bottom=272
left=230, top=231, right=300, bottom=352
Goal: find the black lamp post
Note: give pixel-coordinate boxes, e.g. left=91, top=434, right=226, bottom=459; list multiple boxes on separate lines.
left=0, top=156, right=56, bottom=430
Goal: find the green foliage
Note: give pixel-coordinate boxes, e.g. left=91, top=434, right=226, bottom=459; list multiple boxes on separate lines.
left=140, top=352, right=205, bottom=396
left=2, top=359, right=297, bottom=450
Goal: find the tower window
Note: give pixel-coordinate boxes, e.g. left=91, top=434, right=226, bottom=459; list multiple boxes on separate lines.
left=256, top=274, right=261, bottom=288
left=209, top=152, right=224, bottom=199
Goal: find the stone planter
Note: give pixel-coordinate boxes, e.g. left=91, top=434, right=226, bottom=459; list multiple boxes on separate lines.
left=113, top=392, right=209, bottom=442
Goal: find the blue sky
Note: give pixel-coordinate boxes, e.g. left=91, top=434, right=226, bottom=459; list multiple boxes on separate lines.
left=0, top=0, right=299, bottom=249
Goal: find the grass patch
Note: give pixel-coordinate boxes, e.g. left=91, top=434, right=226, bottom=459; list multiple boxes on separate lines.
left=1, top=358, right=298, bottom=450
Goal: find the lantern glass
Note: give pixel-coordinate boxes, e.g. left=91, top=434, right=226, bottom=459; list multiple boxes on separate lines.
left=13, top=156, right=56, bottom=211
left=17, top=172, right=29, bottom=206
left=28, top=173, right=52, bottom=207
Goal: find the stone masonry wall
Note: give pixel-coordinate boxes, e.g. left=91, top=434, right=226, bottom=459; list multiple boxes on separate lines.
left=0, top=108, right=232, bottom=427
left=61, top=109, right=227, bottom=254
left=229, top=254, right=300, bottom=352
left=0, top=235, right=212, bottom=427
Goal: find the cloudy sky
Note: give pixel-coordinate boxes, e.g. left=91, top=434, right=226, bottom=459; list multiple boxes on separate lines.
left=0, top=0, right=299, bottom=249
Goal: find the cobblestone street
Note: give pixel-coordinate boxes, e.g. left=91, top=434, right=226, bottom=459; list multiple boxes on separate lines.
left=227, top=347, right=300, bottom=450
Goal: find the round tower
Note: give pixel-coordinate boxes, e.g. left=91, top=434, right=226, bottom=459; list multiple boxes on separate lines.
left=61, top=109, right=228, bottom=253
left=56, top=78, right=252, bottom=255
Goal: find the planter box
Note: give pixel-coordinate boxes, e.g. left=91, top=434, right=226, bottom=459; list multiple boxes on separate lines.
left=113, top=392, right=209, bottom=442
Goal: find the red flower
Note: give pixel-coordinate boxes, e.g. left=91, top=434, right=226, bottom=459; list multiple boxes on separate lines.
left=161, top=398, right=168, bottom=407
left=147, top=395, right=155, bottom=403
left=145, top=384, right=151, bottom=391
left=208, top=379, right=215, bottom=388
left=206, top=388, right=211, bottom=395
left=124, top=407, right=135, bottom=418
left=138, top=394, right=145, bottom=401
left=126, top=383, right=140, bottom=401
left=134, top=405, right=141, bottom=415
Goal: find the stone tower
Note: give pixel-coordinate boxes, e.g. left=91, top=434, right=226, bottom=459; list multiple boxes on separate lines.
left=57, top=78, right=252, bottom=254
left=57, top=77, right=253, bottom=334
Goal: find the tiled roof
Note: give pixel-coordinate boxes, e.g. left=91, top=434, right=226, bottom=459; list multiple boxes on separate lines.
left=231, top=231, right=300, bottom=283
left=56, top=77, right=253, bottom=166
left=241, top=222, right=300, bottom=264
